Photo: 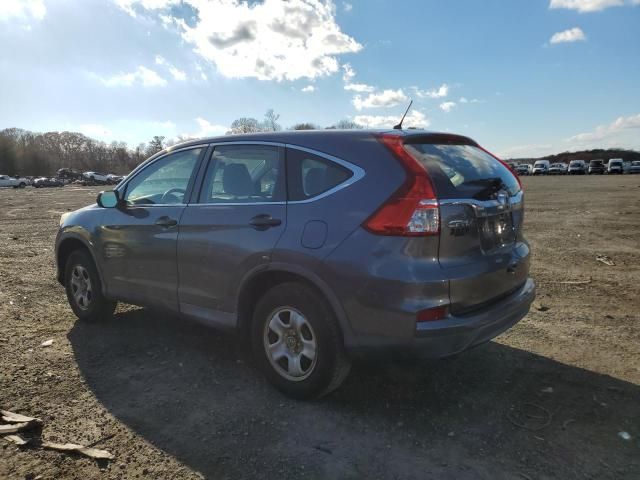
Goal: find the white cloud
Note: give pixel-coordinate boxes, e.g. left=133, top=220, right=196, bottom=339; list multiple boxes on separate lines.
left=98, top=66, right=167, bottom=87
left=567, top=113, right=640, bottom=148
left=344, top=83, right=375, bottom=93
left=115, top=0, right=177, bottom=17
left=354, top=110, right=429, bottom=129
left=353, top=89, right=408, bottom=110
left=413, top=83, right=449, bottom=99
left=343, top=2, right=353, bottom=12
left=550, top=27, right=587, bottom=44
left=181, top=117, right=228, bottom=139
left=549, top=0, right=639, bottom=12
left=0, top=0, right=46, bottom=22
left=155, top=55, right=187, bottom=81
left=342, top=63, right=374, bottom=92
left=301, top=85, right=315, bottom=92
left=439, top=101, right=457, bottom=113
left=342, top=63, right=356, bottom=82
left=79, top=124, right=113, bottom=139
left=118, top=0, right=362, bottom=81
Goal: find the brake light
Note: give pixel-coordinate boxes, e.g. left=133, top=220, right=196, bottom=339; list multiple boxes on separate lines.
left=364, top=134, right=439, bottom=236
left=477, top=145, right=523, bottom=190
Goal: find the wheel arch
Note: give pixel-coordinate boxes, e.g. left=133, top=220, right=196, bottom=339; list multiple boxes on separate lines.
left=236, top=264, right=355, bottom=347
left=56, top=235, right=105, bottom=294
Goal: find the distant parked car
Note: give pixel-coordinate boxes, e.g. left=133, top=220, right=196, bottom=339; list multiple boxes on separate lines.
left=0, top=174, right=30, bottom=188
left=83, top=171, right=110, bottom=184
left=607, top=159, right=624, bottom=174
left=515, top=164, right=532, bottom=176
left=548, top=163, right=567, bottom=175
left=106, top=174, right=125, bottom=184
left=57, top=168, right=84, bottom=181
left=628, top=161, right=640, bottom=174
left=588, top=159, right=605, bottom=174
left=532, top=160, right=550, bottom=175
left=33, top=177, right=64, bottom=188
left=568, top=160, right=587, bottom=175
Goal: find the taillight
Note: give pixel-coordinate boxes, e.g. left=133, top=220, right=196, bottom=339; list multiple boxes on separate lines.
left=477, top=145, right=523, bottom=190
left=364, top=134, right=440, bottom=236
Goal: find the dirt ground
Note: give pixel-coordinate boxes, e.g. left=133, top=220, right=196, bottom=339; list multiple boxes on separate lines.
left=1, top=176, right=639, bottom=480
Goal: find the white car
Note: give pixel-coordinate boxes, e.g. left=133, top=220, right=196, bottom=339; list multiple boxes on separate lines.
left=0, top=174, right=30, bottom=188
left=532, top=160, right=550, bottom=175
left=83, top=171, right=111, bottom=183
left=607, top=159, right=624, bottom=174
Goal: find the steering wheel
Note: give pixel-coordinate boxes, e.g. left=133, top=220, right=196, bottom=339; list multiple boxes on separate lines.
left=160, top=187, right=186, bottom=204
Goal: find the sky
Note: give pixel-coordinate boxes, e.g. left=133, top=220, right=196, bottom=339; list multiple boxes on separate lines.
left=0, top=0, right=639, bottom=158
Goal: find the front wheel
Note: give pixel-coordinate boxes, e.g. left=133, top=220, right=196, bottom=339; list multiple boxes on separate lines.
left=251, top=282, right=351, bottom=399
left=64, top=250, right=116, bottom=322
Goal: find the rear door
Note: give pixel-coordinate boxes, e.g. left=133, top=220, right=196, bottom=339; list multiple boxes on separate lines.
left=404, top=140, right=529, bottom=314
left=177, top=143, right=286, bottom=328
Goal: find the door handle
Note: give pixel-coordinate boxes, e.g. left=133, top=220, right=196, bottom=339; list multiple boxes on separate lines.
left=249, top=214, right=282, bottom=230
left=155, top=216, right=178, bottom=228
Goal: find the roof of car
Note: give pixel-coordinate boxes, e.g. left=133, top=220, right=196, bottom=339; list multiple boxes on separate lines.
left=162, top=129, right=479, bottom=153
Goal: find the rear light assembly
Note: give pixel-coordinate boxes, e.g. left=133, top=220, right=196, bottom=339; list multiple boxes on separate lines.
left=364, top=134, right=440, bottom=236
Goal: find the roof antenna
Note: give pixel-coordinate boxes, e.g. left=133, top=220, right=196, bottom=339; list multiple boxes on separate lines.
left=393, top=100, right=413, bottom=130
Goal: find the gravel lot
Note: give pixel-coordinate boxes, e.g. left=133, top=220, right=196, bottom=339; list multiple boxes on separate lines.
left=1, top=176, right=639, bottom=479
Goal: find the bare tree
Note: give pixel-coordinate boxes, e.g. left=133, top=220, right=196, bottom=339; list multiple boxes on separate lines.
left=263, top=109, right=281, bottom=131
left=290, top=123, right=319, bottom=130
left=227, top=118, right=263, bottom=135
left=145, top=136, right=165, bottom=157
left=331, top=119, right=363, bottom=130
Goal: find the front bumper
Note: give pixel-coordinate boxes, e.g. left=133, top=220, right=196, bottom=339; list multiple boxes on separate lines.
left=349, top=278, right=535, bottom=358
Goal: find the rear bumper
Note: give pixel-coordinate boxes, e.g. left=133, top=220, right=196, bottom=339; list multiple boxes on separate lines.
left=348, top=278, right=535, bottom=358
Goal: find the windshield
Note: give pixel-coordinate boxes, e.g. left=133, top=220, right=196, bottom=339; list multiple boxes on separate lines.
left=405, top=143, right=521, bottom=200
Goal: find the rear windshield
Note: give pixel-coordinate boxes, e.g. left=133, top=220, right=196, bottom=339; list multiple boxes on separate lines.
left=590, top=160, right=603, bottom=165
left=404, top=143, right=521, bottom=200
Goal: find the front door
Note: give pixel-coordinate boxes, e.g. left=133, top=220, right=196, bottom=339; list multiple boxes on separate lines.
left=177, top=143, right=286, bottom=328
left=100, top=147, right=205, bottom=311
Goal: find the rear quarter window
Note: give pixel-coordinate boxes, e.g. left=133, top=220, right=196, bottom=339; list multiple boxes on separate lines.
left=286, top=148, right=353, bottom=201
left=404, top=143, right=521, bottom=200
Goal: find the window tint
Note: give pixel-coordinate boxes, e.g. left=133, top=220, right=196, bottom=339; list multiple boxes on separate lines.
left=405, top=143, right=521, bottom=200
left=286, top=148, right=353, bottom=201
left=198, top=145, right=283, bottom=203
left=124, top=148, right=202, bottom=205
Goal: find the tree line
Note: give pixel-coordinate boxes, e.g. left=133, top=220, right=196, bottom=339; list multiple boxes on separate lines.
left=0, top=110, right=362, bottom=176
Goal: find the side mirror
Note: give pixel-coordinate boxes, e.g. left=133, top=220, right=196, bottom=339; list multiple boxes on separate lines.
left=97, top=190, right=120, bottom=208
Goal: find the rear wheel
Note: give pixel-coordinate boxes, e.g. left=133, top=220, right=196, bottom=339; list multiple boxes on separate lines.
left=251, top=282, right=351, bottom=399
left=64, top=250, right=116, bottom=322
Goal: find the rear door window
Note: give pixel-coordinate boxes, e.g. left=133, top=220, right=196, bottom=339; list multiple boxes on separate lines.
left=404, top=143, right=520, bottom=200
left=198, top=144, right=284, bottom=203
left=286, top=148, right=353, bottom=201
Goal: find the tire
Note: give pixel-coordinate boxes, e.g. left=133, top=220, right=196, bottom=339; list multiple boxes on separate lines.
left=250, top=282, right=351, bottom=399
left=64, top=250, right=116, bottom=322
left=19, top=182, right=26, bottom=188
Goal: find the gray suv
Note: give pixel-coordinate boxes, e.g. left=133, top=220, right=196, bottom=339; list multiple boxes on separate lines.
left=56, top=130, right=535, bottom=398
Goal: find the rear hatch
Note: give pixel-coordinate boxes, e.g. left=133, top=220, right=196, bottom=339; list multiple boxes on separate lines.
left=404, top=138, right=528, bottom=315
